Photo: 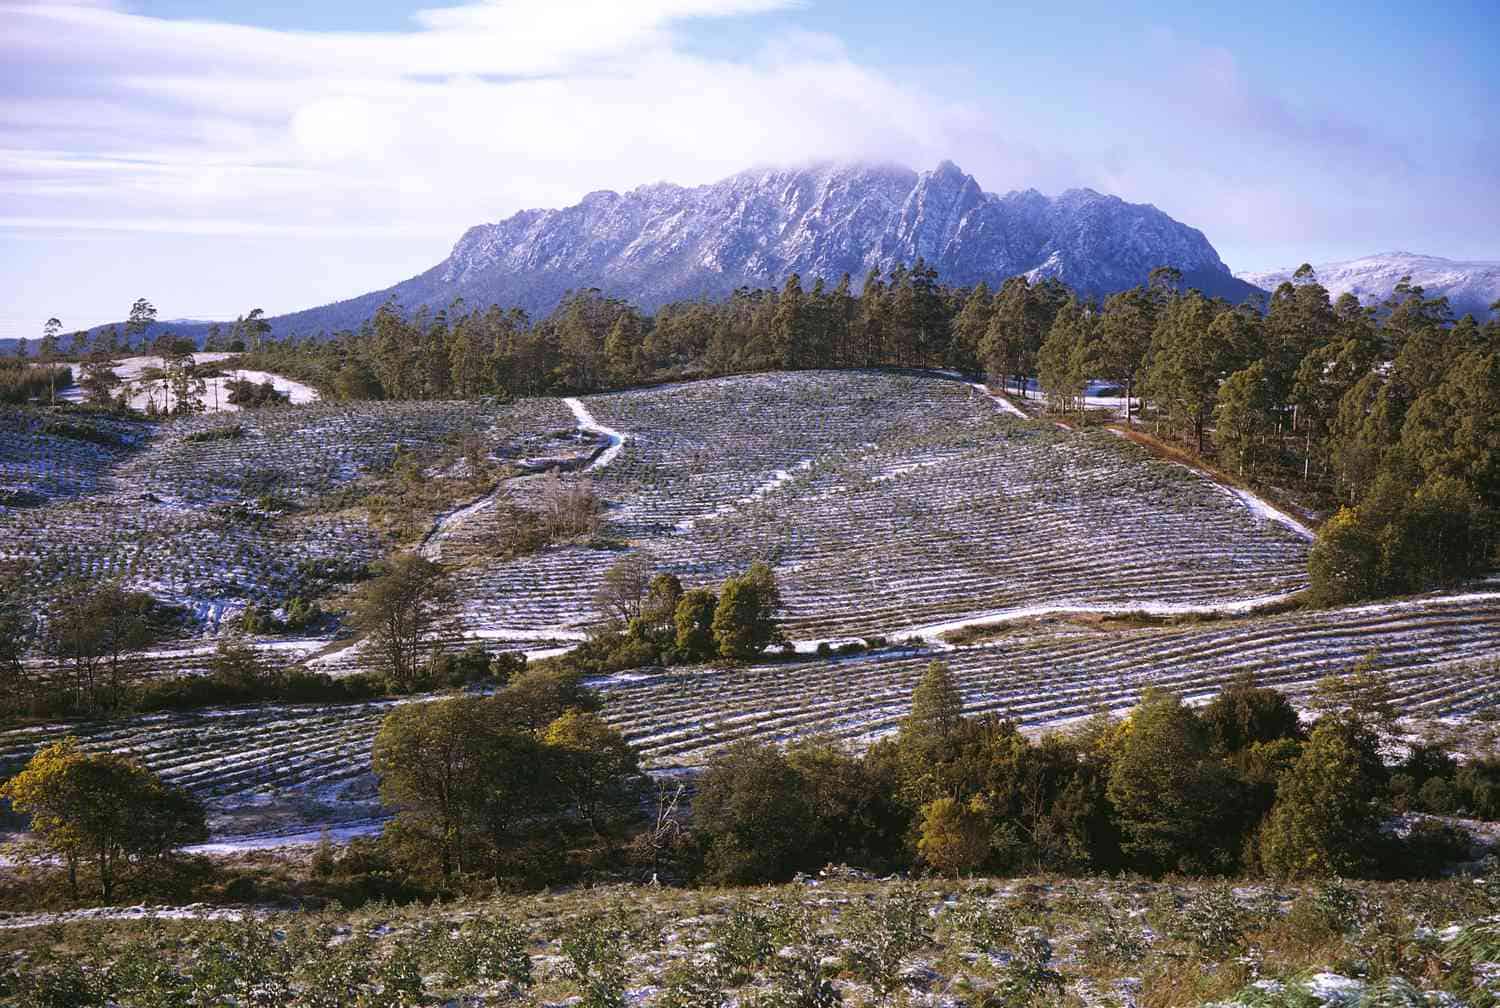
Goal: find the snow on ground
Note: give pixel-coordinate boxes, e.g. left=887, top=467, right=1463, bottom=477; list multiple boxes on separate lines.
left=564, top=396, right=626, bottom=470
left=184, top=817, right=388, bottom=856
left=1227, top=486, right=1317, bottom=540
left=884, top=591, right=1305, bottom=645
left=0, top=904, right=252, bottom=930
left=60, top=354, right=319, bottom=413
left=676, top=459, right=814, bottom=531
left=418, top=485, right=503, bottom=559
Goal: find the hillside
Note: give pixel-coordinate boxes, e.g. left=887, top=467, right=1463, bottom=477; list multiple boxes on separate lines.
left=1237, top=252, right=1500, bottom=319
left=4, top=370, right=1498, bottom=848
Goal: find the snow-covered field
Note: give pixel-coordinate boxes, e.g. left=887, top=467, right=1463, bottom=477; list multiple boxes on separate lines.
left=4, top=369, right=1498, bottom=849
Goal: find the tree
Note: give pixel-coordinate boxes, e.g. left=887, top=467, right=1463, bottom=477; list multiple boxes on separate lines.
left=899, top=660, right=964, bottom=774
left=1105, top=689, right=1245, bottom=874
left=1214, top=363, right=1277, bottom=476
left=124, top=298, right=157, bottom=350
left=1258, top=716, right=1385, bottom=878
left=771, top=274, right=807, bottom=370
left=43, top=583, right=156, bottom=708
left=0, top=738, right=206, bottom=899
left=1307, top=507, right=1383, bottom=605
left=915, top=797, right=988, bottom=876
left=165, top=352, right=206, bottom=416
left=1093, top=287, right=1156, bottom=425
left=1200, top=674, right=1301, bottom=755
left=673, top=588, right=718, bottom=661
left=694, top=740, right=815, bottom=884
left=711, top=561, right=782, bottom=660
left=350, top=552, right=453, bottom=689
left=1309, top=654, right=1397, bottom=736
left=596, top=555, right=652, bottom=626
left=543, top=709, right=644, bottom=839
left=40, top=317, right=61, bottom=405
left=1143, top=294, right=1233, bottom=453
left=1036, top=299, right=1090, bottom=413
left=77, top=358, right=121, bottom=404
left=243, top=308, right=272, bottom=353
left=372, top=696, right=552, bottom=876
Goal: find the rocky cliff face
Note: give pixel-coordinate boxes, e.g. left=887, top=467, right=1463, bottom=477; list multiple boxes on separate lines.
left=1238, top=252, right=1500, bottom=320
left=433, top=160, right=1246, bottom=311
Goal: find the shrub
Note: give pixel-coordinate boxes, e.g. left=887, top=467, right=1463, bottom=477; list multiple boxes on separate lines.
left=943, top=891, right=1017, bottom=954
left=840, top=883, right=932, bottom=1000
left=561, top=905, right=658, bottom=1008
left=711, top=905, right=775, bottom=983
left=1178, top=885, right=1245, bottom=958
left=993, top=928, right=1064, bottom=1005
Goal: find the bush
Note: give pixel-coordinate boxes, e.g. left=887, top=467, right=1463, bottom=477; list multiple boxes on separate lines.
left=560, top=905, right=658, bottom=1008
left=840, top=883, right=932, bottom=1000
left=1178, top=886, right=1245, bottom=958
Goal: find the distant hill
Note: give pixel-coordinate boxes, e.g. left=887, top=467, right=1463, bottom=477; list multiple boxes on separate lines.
left=1237, top=252, right=1500, bottom=320
left=25, top=160, right=1267, bottom=351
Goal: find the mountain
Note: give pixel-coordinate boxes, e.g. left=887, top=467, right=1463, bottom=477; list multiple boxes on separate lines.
left=1237, top=252, right=1500, bottom=320
left=56, top=161, right=1262, bottom=348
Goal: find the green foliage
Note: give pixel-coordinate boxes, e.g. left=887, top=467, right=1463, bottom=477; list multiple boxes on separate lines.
left=943, top=891, right=1018, bottom=954
left=710, top=904, right=776, bottom=983
left=350, top=551, right=453, bottom=689
left=0, top=737, right=206, bottom=900
left=560, top=905, right=659, bottom=1008
left=760, top=900, right=843, bottom=1008
left=1176, top=885, right=1246, bottom=958
left=673, top=588, right=719, bottom=661
left=1106, top=689, right=1246, bottom=875
left=695, top=741, right=816, bottom=884
left=839, top=883, right=932, bottom=1000
left=992, top=927, right=1064, bottom=1005
left=916, top=796, right=988, bottom=876
left=711, top=561, right=783, bottom=660
left=1259, top=716, right=1386, bottom=879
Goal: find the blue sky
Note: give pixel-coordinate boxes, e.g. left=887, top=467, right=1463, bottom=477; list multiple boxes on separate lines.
left=2, top=0, right=1497, bottom=337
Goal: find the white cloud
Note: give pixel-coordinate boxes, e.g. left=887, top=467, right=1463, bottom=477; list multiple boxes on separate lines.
left=0, top=0, right=988, bottom=245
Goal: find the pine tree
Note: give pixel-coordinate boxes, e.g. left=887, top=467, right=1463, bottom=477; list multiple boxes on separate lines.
left=1259, top=716, right=1385, bottom=878
left=900, top=660, right=964, bottom=774
left=771, top=274, right=806, bottom=371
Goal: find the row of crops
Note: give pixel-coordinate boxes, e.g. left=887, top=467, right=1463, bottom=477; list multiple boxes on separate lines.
left=1, top=397, right=574, bottom=638
left=3, top=590, right=1494, bottom=842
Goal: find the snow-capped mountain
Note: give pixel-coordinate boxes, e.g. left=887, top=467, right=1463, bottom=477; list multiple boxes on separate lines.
left=81, top=161, right=1260, bottom=345
left=424, top=160, right=1254, bottom=315
left=1237, top=253, right=1500, bottom=319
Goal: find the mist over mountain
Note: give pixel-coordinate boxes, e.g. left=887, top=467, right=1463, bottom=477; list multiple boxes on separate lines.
left=1237, top=252, right=1500, bottom=320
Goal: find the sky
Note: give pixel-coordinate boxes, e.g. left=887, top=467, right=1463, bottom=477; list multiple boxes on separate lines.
left=2, top=0, right=1497, bottom=338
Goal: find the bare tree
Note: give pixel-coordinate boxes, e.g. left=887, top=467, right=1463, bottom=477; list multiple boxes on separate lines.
left=351, top=552, right=454, bottom=689
left=595, top=554, right=651, bottom=626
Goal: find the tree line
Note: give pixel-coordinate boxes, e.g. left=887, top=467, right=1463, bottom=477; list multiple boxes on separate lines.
left=8, top=654, right=1496, bottom=907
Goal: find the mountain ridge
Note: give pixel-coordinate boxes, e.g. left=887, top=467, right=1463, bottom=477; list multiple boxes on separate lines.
left=1237, top=252, right=1500, bottom=320
left=64, top=160, right=1266, bottom=345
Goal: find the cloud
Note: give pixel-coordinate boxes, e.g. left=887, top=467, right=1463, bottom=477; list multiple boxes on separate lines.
left=0, top=0, right=988, bottom=244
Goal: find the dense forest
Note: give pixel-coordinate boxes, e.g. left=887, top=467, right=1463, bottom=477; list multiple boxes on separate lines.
left=16, top=262, right=1500, bottom=604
